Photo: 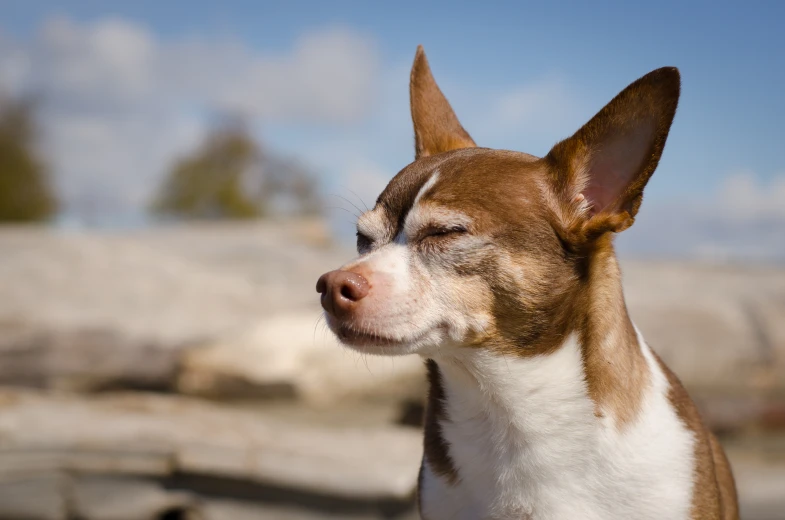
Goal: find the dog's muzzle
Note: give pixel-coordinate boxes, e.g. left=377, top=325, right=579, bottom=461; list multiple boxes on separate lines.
left=316, top=270, right=370, bottom=320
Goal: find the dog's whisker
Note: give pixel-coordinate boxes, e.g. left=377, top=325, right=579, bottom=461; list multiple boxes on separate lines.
left=327, top=194, right=365, bottom=219
left=341, top=186, right=370, bottom=212
left=324, top=203, right=360, bottom=217
left=312, top=313, right=325, bottom=347
left=361, top=353, right=372, bottom=375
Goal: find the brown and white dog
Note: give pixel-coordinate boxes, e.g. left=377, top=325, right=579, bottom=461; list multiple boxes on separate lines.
left=317, top=46, right=738, bottom=520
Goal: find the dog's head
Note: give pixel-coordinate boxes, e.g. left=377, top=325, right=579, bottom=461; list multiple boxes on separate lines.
left=317, top=46, right=680, bottom=357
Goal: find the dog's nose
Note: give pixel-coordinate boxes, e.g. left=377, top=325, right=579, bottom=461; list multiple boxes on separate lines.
left=316, top=270, right=370, bottom=319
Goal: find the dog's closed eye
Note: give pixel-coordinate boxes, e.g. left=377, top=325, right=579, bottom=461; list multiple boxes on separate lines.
left=418, top=225, right=468, bottom=242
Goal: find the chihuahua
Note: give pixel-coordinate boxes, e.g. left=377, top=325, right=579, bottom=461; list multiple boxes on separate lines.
left=317, top=46, right=738, bottom=520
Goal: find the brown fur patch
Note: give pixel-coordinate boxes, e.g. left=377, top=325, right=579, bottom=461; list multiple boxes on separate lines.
left=710, top=433, right=739, bottom=520
left=422, top=359, right=459, bottom=485
left=374, top=151, right=461, bottom=240
left=655, top=353, right=739, bottom=520
left=578, top=235, right=650, bottom=427
left=410, top=46, right=476, bottom=159
left=416, top=150, right=582, bottom=358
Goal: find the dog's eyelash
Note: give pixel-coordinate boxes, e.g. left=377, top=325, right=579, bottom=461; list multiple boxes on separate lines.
left=420, top=225, right=468, bottom=241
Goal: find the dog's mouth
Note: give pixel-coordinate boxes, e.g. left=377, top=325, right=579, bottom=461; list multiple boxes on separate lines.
left=328, top=320, right=435, bottom=354
left=322, top=311, right=446, bottom=355
left=335, top=325, right=410, bottom=348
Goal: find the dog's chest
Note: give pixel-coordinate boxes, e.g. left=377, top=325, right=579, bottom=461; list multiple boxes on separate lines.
left=418, top=335, right=696, bottom=520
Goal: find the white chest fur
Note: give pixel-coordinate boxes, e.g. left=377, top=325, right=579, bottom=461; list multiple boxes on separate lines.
left=419, top=332, right=696, bottom=520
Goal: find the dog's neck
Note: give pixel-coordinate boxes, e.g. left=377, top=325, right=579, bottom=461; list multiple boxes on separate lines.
left=574, top=237, right=650, bottom=427
left=423, top=240, right=650, bottom=487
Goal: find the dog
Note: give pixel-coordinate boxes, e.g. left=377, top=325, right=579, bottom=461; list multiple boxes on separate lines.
left=317, top=46, right=739, bottom=520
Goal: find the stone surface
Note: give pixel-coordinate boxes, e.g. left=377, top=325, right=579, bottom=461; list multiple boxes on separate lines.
left=201, top=499, right=417, bottom=520
left=177, top=312, right=426, bottom=404
left=72, top=476, right=202, bottom=520
left=0, top=325, right=182, bottom=392
left=0, top=473, right=68, bottom=520
left=726, top=444, right=785, bottom=520
left=623, top=261, right=785, bottom=393
left=0, top=389, right=423, bottom=501
left=0, top=220, right=344, bottom=341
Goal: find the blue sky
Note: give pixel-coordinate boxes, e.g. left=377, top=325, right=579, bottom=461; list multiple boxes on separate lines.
left=1, top=1, right=783, bottom=260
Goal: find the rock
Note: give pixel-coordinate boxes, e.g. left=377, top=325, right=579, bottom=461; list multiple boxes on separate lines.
left=622, top=260, right=785, bottom=394
left=0, top=448, right=172, bottom=479
left=727, top=449, right=785, bottom=520
left=177, top=312, right=426, bottom=405
left=692, top=395, right=785, bottom=434
left=0, top=473, right=68, bottom=520
left=0, top=473, right=203, bottom=520
left=201, top=498, right=417, bottom=520
left=0, top=219, right=347, bottom=345
left=0, top=389, right=423, bottom=501
left=72, top=476, right=202, bottom=520
left=203, top=500, right=354, bottom=520
left=0, top=324, right=182, bottom=392
left=0, top=227, right=261, bottom=344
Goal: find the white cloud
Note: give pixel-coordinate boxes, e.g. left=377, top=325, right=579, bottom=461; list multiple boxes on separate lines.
left=468, top=75, right=583, bottom=151
left=617, top=171, right=785, bottom=264
left=491, top=75, right=577, bottom=130
left=0, top=17, right=380, bottom=221
left=4, top=17, right=379, bottom=121
left=423, top=72, right=583, bottom=157
left=716, top=171, right=785, bottom=220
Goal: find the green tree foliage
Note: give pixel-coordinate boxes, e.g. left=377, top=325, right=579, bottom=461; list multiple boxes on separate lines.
left=152, top=123, right=321, bottom=219
left=0, top=97, right=57, bottom=222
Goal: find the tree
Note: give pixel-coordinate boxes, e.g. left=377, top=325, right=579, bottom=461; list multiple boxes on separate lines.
left=0, top=97, right=57, bottom=222
left=152, top=122, right=321, bottom=220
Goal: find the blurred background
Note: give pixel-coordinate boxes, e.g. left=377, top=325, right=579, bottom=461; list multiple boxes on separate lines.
left=0, top=1, right=783, bottom=519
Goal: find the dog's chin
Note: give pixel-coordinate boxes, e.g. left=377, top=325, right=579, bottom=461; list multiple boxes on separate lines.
left=328, top=321, right=435, bottom=356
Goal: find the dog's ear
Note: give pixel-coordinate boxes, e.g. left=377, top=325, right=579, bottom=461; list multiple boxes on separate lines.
left=410, top=45, right=476, bottom=159
left=546, top=67, right=680, bottom=243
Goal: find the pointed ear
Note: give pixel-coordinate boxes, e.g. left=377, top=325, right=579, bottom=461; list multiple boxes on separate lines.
left=410, top=45, right=476, bottom=159
left=546, top=67, right=680, bottom=242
